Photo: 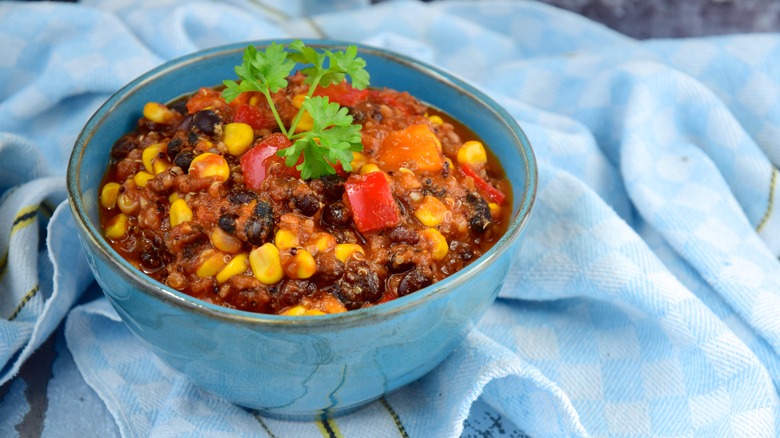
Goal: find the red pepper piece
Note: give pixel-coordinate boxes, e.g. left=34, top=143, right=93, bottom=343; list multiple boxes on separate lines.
left=344, top=172, right=400, bottom=233
left=240, top=133, right=295, bottom=189
left=233, top=104, right=276, bottom=131
left=314, top=81, right=370, bottom=107
left=186, top=87, right=226, bottom=114
left=331, top=161, right=348, bottom=178
left=460, top=165, right=506, bottom=205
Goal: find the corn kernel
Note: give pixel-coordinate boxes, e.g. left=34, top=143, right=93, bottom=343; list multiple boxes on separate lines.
left=292, top=94, right=307, bottom=109
left=216, top=253, right=249, bottom=284
left=104, top=213, right=129, bottom=239
left=334, top=243, right=364, bottom=263
left=274, top=229, right=299, bottom=251
left=152, top=159, right=171, bottom=175
left=281, top=305, right=307, bottom=316
left=211, top=227, right=243, bottom=253
left=133, top=171, right=154, bottom=188
left=142, top=143, right=167, bottom=173
left=350, top=152, right=367, bottom=170
left=295, top=110, right=314, bottom=132
left=223, top=122, right=254, bottom=156
left=291, top=95, right=314, bottom=132
left=143, top=102, right=175, bottom=124
left=169, top=198, right=193, bottom=226
left=168, top=192, right=180, bottom=203
left=421, top=228, right=448, bottom=260
left=189, top=152, right=230, bottom=182
left=250, top=243, right=283, bottom=285
left=457, top=140, right=487, bottom=166
left=117, top=192, right=138, bottom=214
left=414, top=195, right=447, bottom=227
left=428, top=114, right=444, bottom=125
left=197, top=251, right=228, bottom=278
left=100, top=182, right=121, bottom=209
left=285, top=249, right=316, bottom=280
left=488, top=202, right=501, bottom=219
left=359, top=163, right=381, bottom=175
left=311, top=233, right=337, bottom=253
left=281, top=305, right=325, bottom=316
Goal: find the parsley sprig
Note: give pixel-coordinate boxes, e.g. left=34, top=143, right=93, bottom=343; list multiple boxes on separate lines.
left=222, top=41, right=370, bottom=179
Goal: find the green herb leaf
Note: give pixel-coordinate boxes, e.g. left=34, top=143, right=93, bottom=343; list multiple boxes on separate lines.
left=222, top=41, right=370, bottom=179
left=322, top=45, right=369, bottom=89
left=249, top=42, right=296, bottom=92
left=222, top=43, right=295, bottom=102
left=278, top=96, right=363, bottom=179
left=288, top=41, right=370, bottom=90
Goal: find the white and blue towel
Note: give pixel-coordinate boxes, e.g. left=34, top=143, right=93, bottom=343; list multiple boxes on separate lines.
left=1, top=0, right=780, bottom=436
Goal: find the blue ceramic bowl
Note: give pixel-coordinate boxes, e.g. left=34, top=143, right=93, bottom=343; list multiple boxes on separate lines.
left=67, top=40, right=536, bottom=419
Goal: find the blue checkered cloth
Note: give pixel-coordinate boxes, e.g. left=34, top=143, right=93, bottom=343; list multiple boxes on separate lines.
left=2, top=0, right=780, bottom=436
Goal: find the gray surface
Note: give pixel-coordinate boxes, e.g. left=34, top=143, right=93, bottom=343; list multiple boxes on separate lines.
left=541, top=0, right=780, bottom=38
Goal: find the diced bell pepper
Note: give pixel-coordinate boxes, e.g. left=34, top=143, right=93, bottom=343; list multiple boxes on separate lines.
left=344, top=171, right=401, bottom=233
left=239, top=133, right=297, bottom=190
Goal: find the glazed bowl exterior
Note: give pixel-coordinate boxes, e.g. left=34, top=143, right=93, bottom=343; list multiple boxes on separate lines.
left=67, top=40, right=536, bottom=418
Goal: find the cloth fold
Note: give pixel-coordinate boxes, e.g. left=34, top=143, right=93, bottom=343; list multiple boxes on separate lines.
left=2, top=0, right=780, bottom=436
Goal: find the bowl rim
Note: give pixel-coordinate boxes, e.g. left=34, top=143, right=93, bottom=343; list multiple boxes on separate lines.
left=67, top=38, right=537, bottom=328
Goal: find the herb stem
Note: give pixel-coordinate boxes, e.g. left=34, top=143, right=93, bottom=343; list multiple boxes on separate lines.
left=261, top=88, right=288, bottom=137
left=287, top=72, right=324, bottom=135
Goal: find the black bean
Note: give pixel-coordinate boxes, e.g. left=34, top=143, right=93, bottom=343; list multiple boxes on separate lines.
left=245, top=201, right=274, bottom=246
left=466, top=192, right=492, bottom=233
left=321, top=202, right=352, bottom=228
left=371, top=108, right=383, bottom=122
left=388, top=226, right=419, bottom=244
left=335, top=260, right=382, bottom=309
left=110, top=134, right=139, bottom=160
left=174, top=150, right=196, bottom=171
left=167, top=137, right=184, bottom=159
left=423, top=184, right=446, bottom=198
left=168, top=99, right=187, bottom=115
left=227, top=189, right=257, bottom=205
left=272, top=280, right=315, bottom=311
left=140, top=247, right=164, bottom=272
left=254, top=200, right=273, bottom=218
left=294, top=194, right=320, bottom=217
left=186, top=130, right=199, bottom=144
left=218, top=214, right=238, bottom=233
left=350, top=108, right=366, bottom=124
left=182, top=234, right=209, bottom=259
left=387, top=252, right=415, bottom=273
left=315, top=252, right=345, bottom=283
left=397, top=267, right=433, bottom=297
left=192, top=109, right=222, bottom=135
left=320, top=174, right=345, bottom=201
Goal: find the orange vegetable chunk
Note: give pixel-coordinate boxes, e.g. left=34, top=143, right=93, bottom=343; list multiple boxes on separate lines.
left=377, top=124, right=444, bottom=173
